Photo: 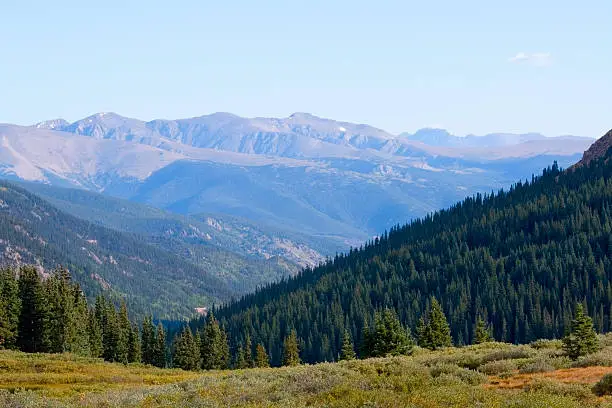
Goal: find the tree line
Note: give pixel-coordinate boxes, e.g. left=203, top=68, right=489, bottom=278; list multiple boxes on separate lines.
left=1, top=264, right=601, bottom=370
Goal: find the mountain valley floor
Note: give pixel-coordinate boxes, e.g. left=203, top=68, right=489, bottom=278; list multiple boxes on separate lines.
left=6, top=337, right=612, bottom=407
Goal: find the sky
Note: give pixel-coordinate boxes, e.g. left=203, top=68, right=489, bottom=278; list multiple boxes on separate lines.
left=1, top=1, right=610, bottom=137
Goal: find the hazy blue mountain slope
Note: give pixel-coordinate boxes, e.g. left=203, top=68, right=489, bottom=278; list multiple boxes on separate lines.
left=20, top=181, right=335, bottom=268
left=0, top=181, right=231, bottom=318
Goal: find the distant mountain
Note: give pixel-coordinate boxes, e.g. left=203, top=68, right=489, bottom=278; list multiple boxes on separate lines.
left=0, top=181, right=232, bottom=318
left=0, top=112, right=595, bottom=267
left=29, top=112, right=593, bottom=160
left=400, top=128, right=590, bottom=149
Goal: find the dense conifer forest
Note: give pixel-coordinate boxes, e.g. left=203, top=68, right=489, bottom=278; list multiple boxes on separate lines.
left=205, top=149, right=612, bottom=365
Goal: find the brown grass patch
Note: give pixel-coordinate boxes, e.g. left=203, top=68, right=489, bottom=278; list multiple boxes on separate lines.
left=488, top=366, right=612, bottom=389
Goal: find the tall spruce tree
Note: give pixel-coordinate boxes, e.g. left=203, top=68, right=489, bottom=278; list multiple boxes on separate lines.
left=339, top=329, right=356, bottom=361
left=70, top=285, right=91, bottom=356
left=0, top=268, right=20, bottom=349
left=562, top=303, right=599, bottom=360
left=116, top=301, right=131, bottom=364
left=474, top=317, right=493, bottom=344
left=17, top=266, right=49, bottom=353
left=255, top=343, right=270, bottom=368
left=418, top=298, right=452, bottom=350
left=173, top=326, right=200, bottom=371
left=153, top=323, right=167, bottom=368
left=128, top=324, right=142, bottom=363
left=87, top=309, right=103, bottom=358
left=200, top=312, right=228, bottom=370
left=45, top=268, right=74, bottom=353
left=282, top=329, right=301, bottom=366
left=234, top=343, right=247, bottom=369
left=244, top=333, right=254, bottom=368
left=141, top=315, right=156, bottom=365
left=363, top=308, right=412, bottom=357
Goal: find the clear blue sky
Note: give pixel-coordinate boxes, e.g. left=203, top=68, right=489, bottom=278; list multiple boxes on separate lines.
left=1, top=1, right=610, bottom=136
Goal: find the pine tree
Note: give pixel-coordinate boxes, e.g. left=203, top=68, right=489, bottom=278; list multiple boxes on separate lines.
left=339, top=329, right=356, bottom=361
left=69, top=286, right=91, bottom=356
left=416, top=317, right=429, bottom=349
left=172, top=326, right=200, bottom=370
left=220, top=328, right=230, bottom=369
left=200, top=312, right=226, bottom=370
left=45, top=268, right=76, bottom=354
left=141, top=315, right=156, bottom=365
left=364, top=309, right=413, bottom=357
left=255, top=343, right=270, bottom=368
left=116, top=301, right=131, bottom=364
left=17, top=267, right=49, bottom=353
left=0, top=268, right=20, bottom=349
left=128, top=324, right=141, bottom=363
left=282, top=329, right=300, bottom=366
left=562, top=303, right=599, bottom=360
left=474, top=317, right=493, bottom=344
left=234, top=343, right=247, bottom=369
left=153, top=323, right=167, bottom=368
left=418, top=298, right=452, bottom=350
left=244, top=333, right=254, bottom=368
left=87, top=309, right=103, bottom=358
left=101, top=300, right=120, bottom=362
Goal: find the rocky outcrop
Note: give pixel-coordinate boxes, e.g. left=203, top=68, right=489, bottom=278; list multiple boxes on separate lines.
left=572, top=129, right=612, bottom=168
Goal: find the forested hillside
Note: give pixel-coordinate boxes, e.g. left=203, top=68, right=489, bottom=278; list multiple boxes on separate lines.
left=211, top=132, right=612, bottom=365
left=0, top=182, right=230, bottom=318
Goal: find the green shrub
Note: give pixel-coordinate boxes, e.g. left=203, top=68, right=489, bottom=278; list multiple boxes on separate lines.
left=519, top=359, right=555, bottom=374
left=529, top=339, right=563, bottom=350
left=528, top=379, right=591, bottom=400
left=571, top=349, right=612, bottom=368
left=478, top=360, right=517, bottom=375
left=592, top=373, right=612, bottom=396
left=428, top=363, right=487, bottom=385
left=480, top=346, right=535, bottom=364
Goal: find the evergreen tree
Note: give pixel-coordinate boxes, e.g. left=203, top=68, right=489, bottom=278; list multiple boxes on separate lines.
left=200, top=312, right=226, bottom=370
left=474, top=317, right=493, bottom=344
left=244, top=333, right=254, bottom=368
left=17, top=267, right=49, bottom=353
left=363, top=309, right=412, bottom=357
left=128, top=324, right=141, bottom=363
left=172, top=326, right=200, bottom=371
left=87, top=309, right=103, bottom=358
left=234, top=343, right=247, bottom=369
left=339, top=329, right=356, bottom=361
left=141, top=315, right=156, bottom=365
left=69, top=286, right=91, bottom=356
left=418, top=298, right=452, bottom=350
left=255, top=343, right=270, bottom=368
left=153, top=323, right=167, bottom=368
left=45, top=268, right=76, bottom=353
left=220, top=329, right=230, bottom=369
left=0, top=268, right=20, bottom=349
left=101, top=299, right=120, bottom=362
left=415, top=317, right=427, bottom=348
left=116, top=301, right=131, bottom=364
left=562, top=303, right=599, bottom=360
left=282, top=329, right=300, bottom=366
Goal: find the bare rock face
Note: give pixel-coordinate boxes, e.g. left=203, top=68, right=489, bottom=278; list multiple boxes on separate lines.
left=573, top=129, right=612, bottom=168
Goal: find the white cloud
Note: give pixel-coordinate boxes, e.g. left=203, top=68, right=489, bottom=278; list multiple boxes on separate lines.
left=508, top=52, right=552, bottom=67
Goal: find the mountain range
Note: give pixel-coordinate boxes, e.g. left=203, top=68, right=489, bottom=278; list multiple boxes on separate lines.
left=2, top=113, right=593, bottom=238
left=0, top=112, right=598, bottom=317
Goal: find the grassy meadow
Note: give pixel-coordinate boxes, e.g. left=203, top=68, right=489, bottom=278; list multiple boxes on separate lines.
left=6, top=337, right=612, bottom=407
